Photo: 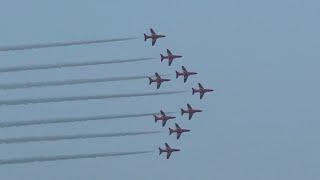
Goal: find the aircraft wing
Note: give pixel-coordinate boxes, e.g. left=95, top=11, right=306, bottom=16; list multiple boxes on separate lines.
left=168, top=59, right=173, bottom=66
left=166, top=49, right=172, bottom=55
left=183, top=75, right=188, bottom=83
left=182, top=66, right=187, bottom=72
left=177, top=132, right=182, bottom=139
left=200, top=92, right=204, bottom=99
left=187, top=104, right=192, bottom=110
left=165, top=143, right=170, bottom=149
left=175, top=123, right=180, bottom=129
left=166, top=151, right=172, bottom=159
left=198, top=83, right=204, bottom=90
left=160, top=110, right=166, bottom=116
left=150, top=28, right=156, bottom=35
left=155, top=72, right=161, bottom=78
left=152, top=38, right=156, bottom=46
left=188, top=113, right=193, bottom=120
left=157, top=82, right=161, bottom=89
left=162, top=120, right=167, bottom=127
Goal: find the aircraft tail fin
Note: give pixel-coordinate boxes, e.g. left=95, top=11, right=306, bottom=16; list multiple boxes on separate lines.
left=160, top=54, right=165, bottom=62
left=175, top=71, right=179, bottom=79
left=153, top=115, right=158, bottom=122
left=148, top=77, right=153, bottom=85
left=169, top=128, right=174, bottom=135
left=144, top=34, right=148, bottom=41
left=180, top=108, right=186, bottom=116
left=159, top=147, right=163, bottom=155
left=192, top=88, right=195, bottom=95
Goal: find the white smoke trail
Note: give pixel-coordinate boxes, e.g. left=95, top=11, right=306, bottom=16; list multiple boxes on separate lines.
left=0, top=151, right=153, bottom=165
left=0, top=57, right=155, bottom=73
left=0, top=112, right=165, bottom=128
left=0, top=131, right=161, bottom=144
left=0, top=76, right=148, bottom=90
left=0, top=37, right=137, bottom=51
left=0, top=90, right=187, bottom=106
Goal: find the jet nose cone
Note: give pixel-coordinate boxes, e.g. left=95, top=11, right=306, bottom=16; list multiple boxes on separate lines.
left=186, top=129, right=191, bottom=132
left=199, top=110, right=203, bottom=112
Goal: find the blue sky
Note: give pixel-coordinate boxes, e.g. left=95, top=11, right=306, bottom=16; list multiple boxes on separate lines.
left=0, top=0, right=319, bottom=179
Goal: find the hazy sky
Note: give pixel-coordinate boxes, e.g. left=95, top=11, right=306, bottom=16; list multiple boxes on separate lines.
left=0, top=0, right=319, bottom=179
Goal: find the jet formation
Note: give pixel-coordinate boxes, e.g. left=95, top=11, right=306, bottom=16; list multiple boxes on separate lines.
left=0, top=28, right=215, bottom=164
left=144, top=28, right=214, bottom=159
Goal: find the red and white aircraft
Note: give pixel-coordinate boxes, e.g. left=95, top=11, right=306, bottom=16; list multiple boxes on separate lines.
left=159, top=143, right=180, bottom=159
left=154, top=110, right=176, bottom=127
left=160, top=49, right=183, bottom=66
left=176, top=66, right=198, bottom=83
left=144, top=28, right=165, bottom=46
left=181, top=104, right=202, bottom=120
left=169, top=123, right=191, bottom=139
left=192, top=83, right=214, bottom=99
left=148, top=72, right=171, bottom=89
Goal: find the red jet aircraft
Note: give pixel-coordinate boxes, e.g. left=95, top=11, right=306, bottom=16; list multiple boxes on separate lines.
left=192, top=83, right=214, bottom=99
left=154, top=110, right=176, bottom=127
left=159, top=143, right=180, bottom=159
left=176, top=66, right=198, bottom=83
left=148, top=72, right=171, bottom=89
left=160, top=49, right=183, bottom=66
left=144, top=28, right=166, bottom=46
left=181, top=104, right=202, bottom=120
left=169, top=123, right=191, bottom=139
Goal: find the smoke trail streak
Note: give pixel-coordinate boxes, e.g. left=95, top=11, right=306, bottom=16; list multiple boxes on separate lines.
left=0, top=131, right=161, bottom=144
left=0, top=37, right=137, bottom=52
left=0, top=57, right=155, bottom=73
left=0, top=90, right=187, bottom=106
left=0, top=151, right=152, bottom=165
left=0, top=76, right=149, bottom=90
left=0, top=112, right=169, bottom=128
